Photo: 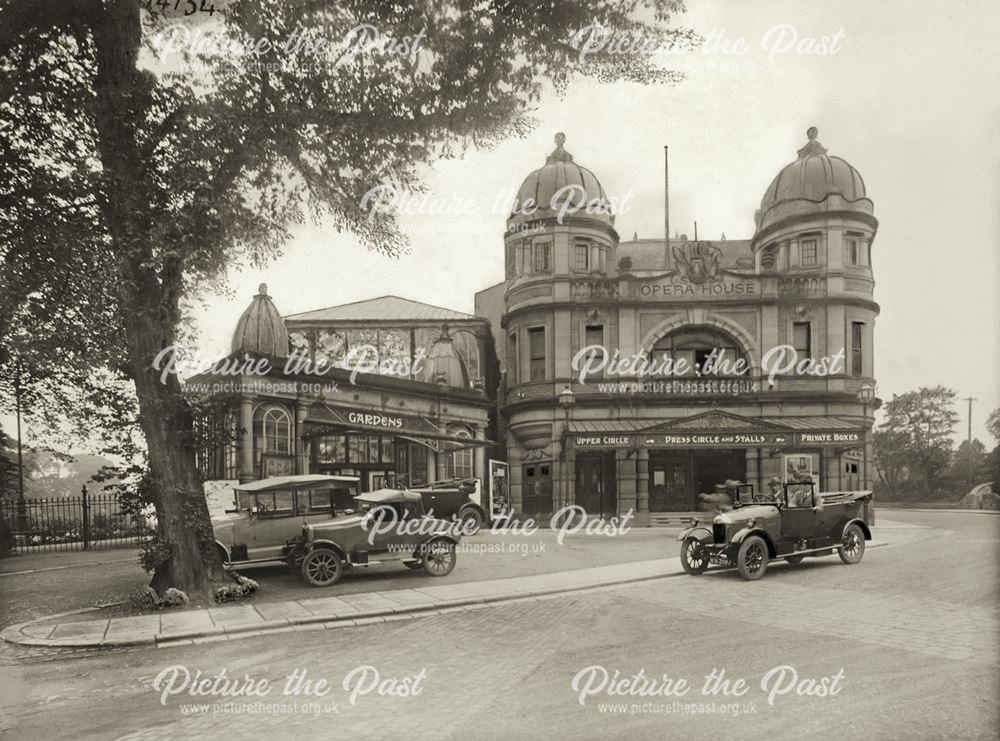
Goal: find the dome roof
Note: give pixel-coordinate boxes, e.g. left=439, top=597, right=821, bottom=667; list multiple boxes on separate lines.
left=232, top=283, right=289, bottom=357
left=509, top=133, right=613, bottom=227
left=421, top=325, right=469, bottom=388
left=755, top=127, right=873, bottom=236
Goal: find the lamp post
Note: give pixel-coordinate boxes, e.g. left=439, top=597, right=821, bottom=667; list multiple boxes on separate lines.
left=558, top=385, right=576, bottom=508
left=856, top=381, right=876, bottom=490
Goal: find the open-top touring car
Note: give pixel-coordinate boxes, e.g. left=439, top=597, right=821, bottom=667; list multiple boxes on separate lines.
left=676, top=482, right=874, bottom=581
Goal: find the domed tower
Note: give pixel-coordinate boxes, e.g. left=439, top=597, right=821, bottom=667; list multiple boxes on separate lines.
left=505, top=133, right=618, bottom=283
left=501, top=133, right=619, bottom=519
left=232, top=283, right=290, bottom=357
left=753, top=127, right=879, bottom=488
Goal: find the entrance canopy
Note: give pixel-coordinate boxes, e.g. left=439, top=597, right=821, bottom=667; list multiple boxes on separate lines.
left=304, top=403, right=493, bottom=451
left=569, top=411, right=862, bottom=449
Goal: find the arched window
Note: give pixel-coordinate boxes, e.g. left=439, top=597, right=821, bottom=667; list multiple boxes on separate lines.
left=650, top=327, right=750, bottom=378
left=443, top=429, right=474, bottom=479
left=253, top=404, right=292, bottom=465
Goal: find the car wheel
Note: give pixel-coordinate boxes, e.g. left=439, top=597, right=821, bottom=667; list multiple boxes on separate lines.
left=301, top=548, right=344, bottom=587
left=459, top=508, right=484, bottom=535
left=838, top=523, right=866, bottom=564
left=680, top=537, right=709, bottom=575
left=785, top=555, right=805, bottom=565
left=736, top=535, right=769, bottom=581
left=421, top=539, right=457, bottom=577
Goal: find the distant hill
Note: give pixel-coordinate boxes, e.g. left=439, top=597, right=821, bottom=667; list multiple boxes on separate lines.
left=27, top=451, right=118, bottom=499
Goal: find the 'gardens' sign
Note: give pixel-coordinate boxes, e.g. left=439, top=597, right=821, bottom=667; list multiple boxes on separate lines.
left=346, top=411, right=405, bottom=429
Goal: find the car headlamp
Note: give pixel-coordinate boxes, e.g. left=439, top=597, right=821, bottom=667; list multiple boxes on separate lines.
left=747, top=517, right=756, bottom=528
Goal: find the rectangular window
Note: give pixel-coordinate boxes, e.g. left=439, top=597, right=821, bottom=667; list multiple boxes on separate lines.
left=528, top=327, right=546, bottom=381
left=792, top=322, right=811, bottom=359
left=574, top=243, right=589, bottom=271
left=801, top=239, right=818, bottom=266
left=844, top=238, right=859, bottom=265
left=851, top=321, right=864, bottom=375
left=507, top=332, right=517, bottom=385
left=584, top=325, right=605, bottom=379
left=533, top=242, right=550, bottom=273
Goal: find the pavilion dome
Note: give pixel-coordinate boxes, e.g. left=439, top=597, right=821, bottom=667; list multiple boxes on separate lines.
left=508, top=132, right=614, bottom=227
left=231, top=283, right=289, bottom=357
left=755, top=127, right=873, bottom=236
left=421, top=325, right=469, bottom=388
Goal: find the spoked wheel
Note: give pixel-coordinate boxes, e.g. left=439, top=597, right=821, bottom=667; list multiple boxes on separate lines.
left=301, top=547, right=344, bottom=587
left=421, top=539, right=457, bottom=577
left=459, top=508, right=484, bottom=536
left=737, top=535, right=769, bottom=581
left=838, top=523, right=866, bottom=564
left=680, top=537, right=709, bottom=575
left=784, top=555, right=805, bottom=565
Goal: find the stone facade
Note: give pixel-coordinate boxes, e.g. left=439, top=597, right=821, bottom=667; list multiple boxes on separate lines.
left=475, top=129, right=879, bottom=522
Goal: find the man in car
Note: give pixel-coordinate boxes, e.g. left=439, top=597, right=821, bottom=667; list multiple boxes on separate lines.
left=766, top=476, right=783, bottom=502
left=788, top=476, right=824, bottom=511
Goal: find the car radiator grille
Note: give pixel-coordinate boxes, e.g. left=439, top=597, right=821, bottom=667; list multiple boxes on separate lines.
left=713, top=523, right=727, bottom=543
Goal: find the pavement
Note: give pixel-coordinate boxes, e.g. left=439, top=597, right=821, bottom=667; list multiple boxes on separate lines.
left=1, top=529, right=896, bottom=651
left=2, top=510, right=995, bottom=741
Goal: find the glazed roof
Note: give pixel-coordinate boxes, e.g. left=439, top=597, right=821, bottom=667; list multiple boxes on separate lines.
left=284, top=295, right=481, bottom=324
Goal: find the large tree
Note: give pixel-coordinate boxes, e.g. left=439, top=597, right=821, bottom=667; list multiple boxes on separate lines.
left=0, top=0, right=696, bottom=598
left=878, top=386, right=959, bottom=491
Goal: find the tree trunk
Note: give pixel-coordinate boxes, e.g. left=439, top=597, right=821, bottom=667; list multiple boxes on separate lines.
left=87, top=0, right=223, bottom=602
left=129, top=314, right=224, bottom=602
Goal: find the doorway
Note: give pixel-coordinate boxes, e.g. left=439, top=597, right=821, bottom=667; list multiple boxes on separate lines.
left=648, top=450, right=747, bottom=511
left=575, top=452, right=617, bottom=517
left=521, top=463, right=553, bottom=516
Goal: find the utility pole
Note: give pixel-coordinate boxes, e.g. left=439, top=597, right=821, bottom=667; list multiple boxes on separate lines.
left=663, top=145, right=670, bottom=269
left=14, top=363, right=26, bottom=532
left=962, top=396, right=976, bottom=486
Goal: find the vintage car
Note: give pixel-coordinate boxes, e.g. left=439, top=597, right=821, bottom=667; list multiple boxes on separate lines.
left=411, top=478, right=488, bottom=534
left=676, top=483, right=874, bottom=581
left=299, top=488, right=461, bottom=587
left=211, top=474, right=360, bottom=569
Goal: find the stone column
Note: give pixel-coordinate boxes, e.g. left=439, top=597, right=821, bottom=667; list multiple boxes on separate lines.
left=473, top=425, right=486, bottom=482
left=636, top=448, right=649, bottom=513
left=616, top=449, right=637, bottom=517
left=294, top=401, right=311, bottom=475
left=745, top=448, right=760, bottom=493
left=238, top=395, right=255, bottom=483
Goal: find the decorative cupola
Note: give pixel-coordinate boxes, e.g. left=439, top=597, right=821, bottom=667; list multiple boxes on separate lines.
left=231, top=283, right=290, bottom=357
left=508, top=132, right=613, bottom=229
left=421, top=325, right=469, bottom=388
left=754, top=127, right=874, bottom=240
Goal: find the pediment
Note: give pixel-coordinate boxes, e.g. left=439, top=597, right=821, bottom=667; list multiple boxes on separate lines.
left=641, top=411, right=788, bottom=433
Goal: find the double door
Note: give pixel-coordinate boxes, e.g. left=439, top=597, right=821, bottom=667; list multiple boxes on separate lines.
left=575, top=452, right=617, bottom=518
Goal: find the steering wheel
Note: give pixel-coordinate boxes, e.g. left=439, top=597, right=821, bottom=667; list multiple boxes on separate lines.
left=255, top=499, right=272, bottom=514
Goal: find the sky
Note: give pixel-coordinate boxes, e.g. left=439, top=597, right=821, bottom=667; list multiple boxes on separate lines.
left=186, top=0, right=1000, bottom=441
left=6, top=0, right=998, bottom=447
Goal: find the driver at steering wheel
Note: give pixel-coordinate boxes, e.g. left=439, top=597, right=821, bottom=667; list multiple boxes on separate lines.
left=766, top=476, right=782, bottom=502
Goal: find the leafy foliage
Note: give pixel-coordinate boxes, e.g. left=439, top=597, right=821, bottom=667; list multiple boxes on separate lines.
left=0, top=0, right=696, bottom=594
